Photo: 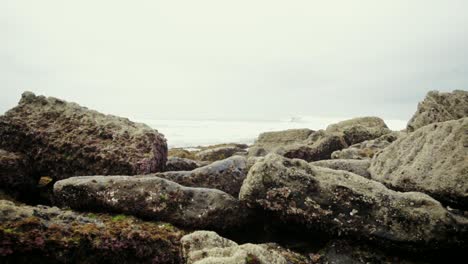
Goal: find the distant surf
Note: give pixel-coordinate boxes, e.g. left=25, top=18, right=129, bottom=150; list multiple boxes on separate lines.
left=137, top=116, right=407, bottom=148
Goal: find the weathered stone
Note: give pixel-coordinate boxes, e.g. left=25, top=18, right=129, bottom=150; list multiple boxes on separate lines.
left=0, top=200, right=183, bottom=263
left=165, top=157, right=206, bottom=172
left=0, top=150, right=35, bottom=198
left=325, top=117, right=391, bottom=145
left=54, top=175, right=251, bottom=230
left=157, top=156, right=248, bottom=197
left=282, top=133, right=348, bottom=162
left=407, top=90, right=468, bottom=132
left=331, top=132, right=402, bottom=160
left=369, top=118, right=468, bottom=207
left=195, top=146, right=247, bottom=162
left=239, top=154, right=468, bottom=249
left=0, top=92, right=167, bottom=180
left=248, top=129, right=314, bottom=156
left=311, top=159, right=371, bottom=178
left=181, top=231, right=308, bottom=264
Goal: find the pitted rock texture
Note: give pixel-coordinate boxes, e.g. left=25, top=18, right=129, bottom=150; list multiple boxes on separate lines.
left=181, top=231, right=308, bottom=264
left=54, top=175, right=251, bottom=230
left=369, top=118, right=468, bottom=207
left=0, top=200, right=184, bottom=263
left=331, top=132, right=403, bottom=160
left=310, top=159, right=371, bottom=178
left=325, top=117, right=391, bottom=145
left=239, top=154, right=468, bottom=249
left=157, top=156, right=248, bottom=197
left=0, top=92, right=167, bottom=180
left=407, top=90, right=468, bottom=132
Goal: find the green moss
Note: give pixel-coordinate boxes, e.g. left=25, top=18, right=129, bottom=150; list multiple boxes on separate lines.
left=111, top=214, right=127, bottom=221
left=245, top=253, right=261, bottom=264
left=87, top=213, right=98, bottom=219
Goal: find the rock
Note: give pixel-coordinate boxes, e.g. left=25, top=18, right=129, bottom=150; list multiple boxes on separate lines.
left=54, top=175, right=251, bottom=230
left=181, top=231, right=309, bottom=264
left=195, top=146, right=247, bottom=162
left=0, top=92, right=167, bottom=180
left=248, top=129, right=314, bottom=156
left=331, top=132, right=402, bottom=160
left=157, top=156, right=248, bottom=197
left=165, top=157, right=206, bottom=171
left=310, top=159, right=371, bottom=178
left=239, top=154, right=468, bottom=250
left=407, top=90, right=468, bottom=132
left=282, top=133, right=348, bottom=162
left=369, top=118, right=468, bottom=207
left=325, top=117, right=391, bottom=145
left=0, top=200, right=183, bottom=263
left=0, top=150, right=35, bottom=199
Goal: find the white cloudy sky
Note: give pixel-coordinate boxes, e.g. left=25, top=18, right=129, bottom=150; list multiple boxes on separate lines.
left=1, top=0, right=467, bottom=121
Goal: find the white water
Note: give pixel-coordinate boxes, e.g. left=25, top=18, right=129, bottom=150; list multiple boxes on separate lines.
left=138, top=117, right=407, bottom=148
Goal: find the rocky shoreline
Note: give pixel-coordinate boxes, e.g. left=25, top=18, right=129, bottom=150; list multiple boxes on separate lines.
left=1, top=90, right=467, bottom=263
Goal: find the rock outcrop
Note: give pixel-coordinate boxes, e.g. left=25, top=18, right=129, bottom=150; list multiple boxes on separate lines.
left=248, top=129, right=314, bottom=157
left=239, top=154, right=468, bottom=250
left=0, top=200, right=184, bottom=263
left=157, top=156, right=248, bottom=197
left=54, top=175, right=251, bottom=230
left=310, top=159, right=371, bottom=178
left=165, top=157, right=206, bottom=172
left=325, top=117, right=391, bottom=145
left=195, top=145, right=247, bottom=162
left=0, top=92, right=167, bottom=180
left=369, top=118, right=468, bottom=207
left=282, top=132, right=348, bottom=162
left=331, top=132, right=402, bottom=160
left=181, top=231, right=308, bottom=264
left=407, top=90, right=468, bottom=132
left=0, top=150, right=34, bottom=199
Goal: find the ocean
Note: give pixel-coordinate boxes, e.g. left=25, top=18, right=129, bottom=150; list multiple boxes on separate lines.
left=138, top=117, right=407, bottom=149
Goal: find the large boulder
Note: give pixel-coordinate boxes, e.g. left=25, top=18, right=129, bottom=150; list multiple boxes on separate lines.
left=325, top=117, right=391, bottom=145
left=239, top=154, right=468, bottom=250
left=0, top=150, right=35, bottom=198
left=0, top=92, right=167, bottom=180
left=181, top=231, right=308, bottom=264
left=310, top=159, right=371, bottom=178
left=157, top=156, right=248, bottom=197
left=282, top=132, right=348, bottom=162
left=0, top=200, right=184, bottom=263
left=248, top=129, right=314, bottom=157
left=331, top=132, right=402, bottom=160
left=369, top=118, right=468, bottom=207
left=54, top=175, right=251, bottom=230
left=407, top=90, right=468, bottom=132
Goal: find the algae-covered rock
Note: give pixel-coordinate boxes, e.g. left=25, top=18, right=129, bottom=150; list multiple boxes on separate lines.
left=157, top=156, right=248, bottom=197
left=239, top=154, right=468, bottom=250
left=310, top=159, right=371, bottom=178
left=0, top=92, right=167, bottom=180
left=181, top=231, right=309, bottom=264
left=54, top=175, right=252, bottom=230
left=0, top=200, right=183, bottom=263
left=407, top=90, right=468, bottom=132
left=325, top=117, right=391, bottom=145
left=369, top=118, right=468, bottom=207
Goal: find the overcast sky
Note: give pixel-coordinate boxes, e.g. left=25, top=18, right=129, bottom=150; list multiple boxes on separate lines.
left=1, top=0, right=467, bottom=121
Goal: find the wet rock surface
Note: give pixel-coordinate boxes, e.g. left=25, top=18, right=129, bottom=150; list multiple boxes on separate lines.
left=157, top=156, right=248, bottom=197
left=369, top=118, right=468, bottom=208
left=0, top=200, right=184, bottom=264
left=407, top=90, right=468, bottom=132
left=239, top=154, right=468, bottom=250
left=0, top=92, right=167, bottom=180
left=53, top=175, right=252, bottom=230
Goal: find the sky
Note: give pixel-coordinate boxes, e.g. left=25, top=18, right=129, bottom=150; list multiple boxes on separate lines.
left=1, top=0, right=467, bottom=121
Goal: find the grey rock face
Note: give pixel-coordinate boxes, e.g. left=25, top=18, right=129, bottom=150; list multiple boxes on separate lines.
left=181, top=231, right=307, bottom=264
left=407, top=90, right=468, bottom=132
left=331, top=132, right=403, bottom=160
left=157, top=156, right=248, bottom=197
left=54, top=175, right=251, bottom=230
left=369, top=118, right=468, bottom=207
left=282, top=133, right=348, bottom=162
left=165, top=157, right=205, bottom=171
left=195, top=146, right=247, bottom=162
left=325, top=117, right=391, bottom=145
left=311, top=159, right=371, bottom=178
left=0, top=92, right=167, bottom=180
left=248, top=129, right=314, bottom=156
left=239, top=154, right=467, bottom=249
left=0, top=149, right=34, bottom=197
